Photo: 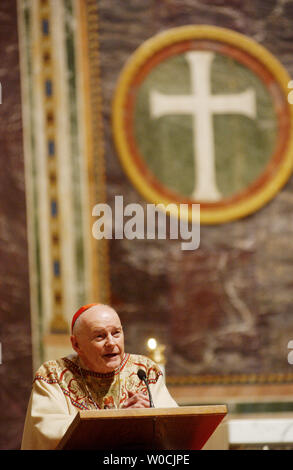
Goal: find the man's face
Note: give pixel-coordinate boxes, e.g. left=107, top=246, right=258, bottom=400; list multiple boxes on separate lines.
left=71, top=306, right=125, bottom=373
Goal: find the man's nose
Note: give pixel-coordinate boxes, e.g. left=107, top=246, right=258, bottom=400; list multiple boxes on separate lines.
left=105, top=334, right=115, bottom=346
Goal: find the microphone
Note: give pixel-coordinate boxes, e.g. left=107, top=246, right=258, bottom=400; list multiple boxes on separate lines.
left=137, top=369, right=154, bottom=408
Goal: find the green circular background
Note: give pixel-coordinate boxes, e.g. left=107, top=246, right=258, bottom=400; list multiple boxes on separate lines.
left=134, top=51, right=277, bottom=200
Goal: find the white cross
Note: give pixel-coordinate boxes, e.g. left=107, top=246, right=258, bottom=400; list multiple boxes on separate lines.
left=150, top=51, right=257, bottom=201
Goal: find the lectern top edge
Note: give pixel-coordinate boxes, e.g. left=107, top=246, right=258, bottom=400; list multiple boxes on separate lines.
left=78, top=404, right=228, bottom=420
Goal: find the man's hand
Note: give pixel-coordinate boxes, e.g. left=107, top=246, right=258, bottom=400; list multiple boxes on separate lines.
left=121, top=391, right=150, bottom=408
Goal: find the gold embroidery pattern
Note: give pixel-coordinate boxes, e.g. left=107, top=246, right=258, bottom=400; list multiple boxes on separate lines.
left=34, top=354, right=162, bottom=410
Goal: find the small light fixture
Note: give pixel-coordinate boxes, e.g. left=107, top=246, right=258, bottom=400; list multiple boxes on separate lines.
left=147, top=337, right=157, bottom=351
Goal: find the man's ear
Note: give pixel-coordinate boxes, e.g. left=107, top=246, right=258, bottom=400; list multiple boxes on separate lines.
left=70, top=335, right=80, bottom=354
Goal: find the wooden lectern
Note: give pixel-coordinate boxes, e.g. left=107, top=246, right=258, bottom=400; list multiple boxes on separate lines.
left=56, top=405, right=227, bottom=450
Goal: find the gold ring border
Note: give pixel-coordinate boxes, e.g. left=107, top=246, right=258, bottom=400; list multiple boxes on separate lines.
left=112, top=25, right=293, bottom=224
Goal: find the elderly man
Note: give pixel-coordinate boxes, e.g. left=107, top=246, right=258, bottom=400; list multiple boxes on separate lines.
left=21, top=303, right=177, bottom=450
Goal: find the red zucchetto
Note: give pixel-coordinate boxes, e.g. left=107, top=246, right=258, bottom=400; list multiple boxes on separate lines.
left=71, top=303, right=100, bottom=333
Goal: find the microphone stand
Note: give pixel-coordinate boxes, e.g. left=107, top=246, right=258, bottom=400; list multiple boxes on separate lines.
left=137, top=369, right=154, bottom=408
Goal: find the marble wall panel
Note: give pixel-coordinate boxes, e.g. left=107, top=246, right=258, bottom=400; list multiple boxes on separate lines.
left=97, top=0, right=293, bottom=386
left=0, top=0, right=32, bottom=450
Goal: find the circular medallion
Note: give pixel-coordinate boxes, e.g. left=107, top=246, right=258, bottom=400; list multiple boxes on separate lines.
left=112, top=26, right=293, bottom=224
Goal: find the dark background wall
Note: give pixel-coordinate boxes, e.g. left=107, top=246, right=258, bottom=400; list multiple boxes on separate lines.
left=0, top=0, right=32, bottom=450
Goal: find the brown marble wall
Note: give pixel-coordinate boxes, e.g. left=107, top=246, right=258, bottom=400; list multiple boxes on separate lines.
left=0, top=0, right=32, bottom=450
left=98, top=0, right=293, bottom=381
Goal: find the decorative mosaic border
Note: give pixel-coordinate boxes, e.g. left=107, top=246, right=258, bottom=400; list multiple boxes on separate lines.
left=39, top=0, right=66, bottom=333
left=77, top=0, right=110, bottom=304
left=18, top=0, right=110, bottom=369
left=167, top=372, right=293, bottom=386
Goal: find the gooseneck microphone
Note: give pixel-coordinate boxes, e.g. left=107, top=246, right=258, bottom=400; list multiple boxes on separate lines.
left=137, top=369, right=154, bottom=408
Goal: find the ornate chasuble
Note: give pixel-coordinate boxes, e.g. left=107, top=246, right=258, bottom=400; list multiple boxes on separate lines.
left=34, top=353, right=163, bottom=411
left=22, top=353, right=177, bottom=449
